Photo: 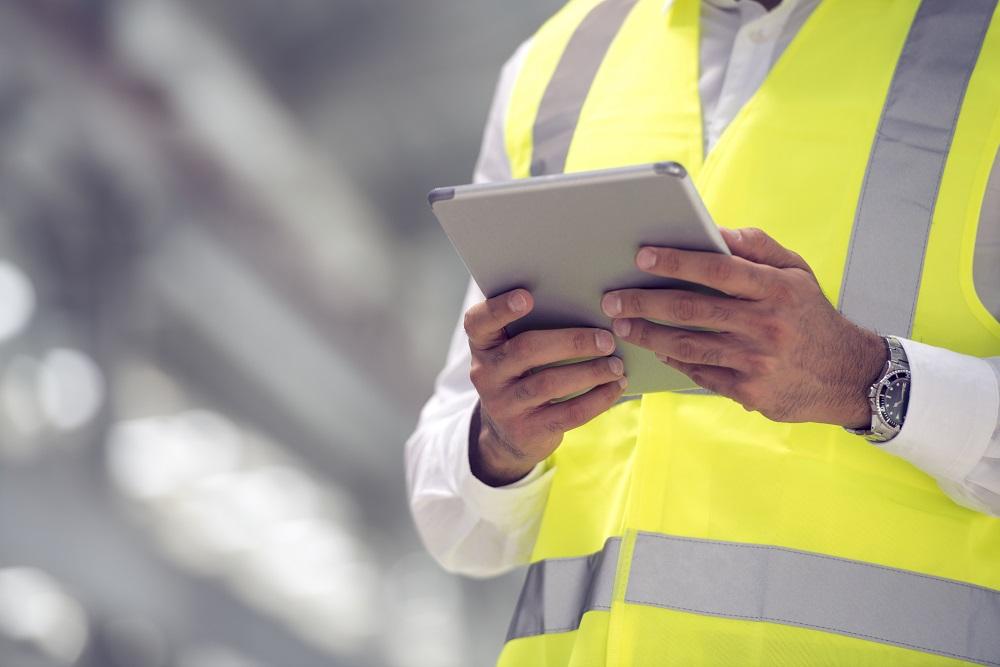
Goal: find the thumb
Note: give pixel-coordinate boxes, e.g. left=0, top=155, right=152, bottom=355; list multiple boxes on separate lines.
left=720, top=227, right=811, bottom=272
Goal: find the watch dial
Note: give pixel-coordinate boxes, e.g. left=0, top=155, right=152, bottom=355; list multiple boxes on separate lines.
left=878, top=373, right=910, bottom=429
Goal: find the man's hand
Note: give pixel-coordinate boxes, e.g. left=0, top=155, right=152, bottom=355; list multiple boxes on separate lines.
left=464, top=289, right=628, bottom=486
left=601, top=228, right=887, bottom=427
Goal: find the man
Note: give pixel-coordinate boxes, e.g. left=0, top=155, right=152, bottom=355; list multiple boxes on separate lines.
left=408, top=0, right=1000, bottom=664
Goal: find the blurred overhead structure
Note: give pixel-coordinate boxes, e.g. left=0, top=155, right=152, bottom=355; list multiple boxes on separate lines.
left=0, top=0, right=560, bottom=665
left=113, top=0, right=398, bottom=311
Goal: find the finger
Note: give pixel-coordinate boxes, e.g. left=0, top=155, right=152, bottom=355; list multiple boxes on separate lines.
left=508, top=356, right=624, bottom=406
left=635, top=246, right=777, bottom=300
left=720, top=227, right=811, bottom=273
left=657, top=354, right=739, bottom=395
left=602, top=289, right=749, bottom=333
left=464, top=289, right=533, bottom=350
left=612, top=318, right=740, bottom=369
left=529, top=378, right=628, bottom=435
left=490, top=327, right=615, bottom=378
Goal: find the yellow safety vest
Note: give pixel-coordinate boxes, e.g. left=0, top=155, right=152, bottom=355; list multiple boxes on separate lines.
left=496, top=0, right=1000, bottom=665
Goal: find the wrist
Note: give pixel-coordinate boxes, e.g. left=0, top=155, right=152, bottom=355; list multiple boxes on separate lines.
left=469, top=403, right=537, bottom=487
left=841, top=329, right=889, bottom=429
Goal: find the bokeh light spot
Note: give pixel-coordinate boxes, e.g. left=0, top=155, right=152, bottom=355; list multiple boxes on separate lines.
left=0, top=261, right=34, bottom=343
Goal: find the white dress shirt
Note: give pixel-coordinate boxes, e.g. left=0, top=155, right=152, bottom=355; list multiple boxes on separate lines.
left=406, top=0, right=1000, bottom=578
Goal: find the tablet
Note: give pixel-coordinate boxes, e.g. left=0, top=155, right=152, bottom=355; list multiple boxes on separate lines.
left=429, top=162, right=729, bottom=395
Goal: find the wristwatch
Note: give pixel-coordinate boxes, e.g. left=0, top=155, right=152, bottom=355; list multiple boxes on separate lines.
left=845, top=336, right=911, bottom=443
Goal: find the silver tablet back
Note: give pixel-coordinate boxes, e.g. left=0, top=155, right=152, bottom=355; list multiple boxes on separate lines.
left=430, top=162, right=729, bottom=395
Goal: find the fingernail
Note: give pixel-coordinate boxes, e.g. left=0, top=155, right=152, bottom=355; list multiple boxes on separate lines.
left=636, top=248, right=657, bottom=270
left=608, top=356, right=624, bottom=375
left=602, top=293, right=622, bottom=316
left=613, top=318, right=632, bottom=337
left=617, top=377, right=629, bottom=390
left=724, top=227, right=742, bottom=241
left=595, top=330, right=614, bottom=353
left=508, top=292, right=527, bottom=312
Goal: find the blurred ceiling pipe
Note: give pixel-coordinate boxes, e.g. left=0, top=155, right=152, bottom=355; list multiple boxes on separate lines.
left=111, top=0, right=397, bottom=313
left=146, top=226, right=405, bottom=477
left=0, top=3, right=409, bottom=485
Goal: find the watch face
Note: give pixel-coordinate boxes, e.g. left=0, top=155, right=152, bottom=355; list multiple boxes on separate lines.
left=876, top=370, right=910, bottom=430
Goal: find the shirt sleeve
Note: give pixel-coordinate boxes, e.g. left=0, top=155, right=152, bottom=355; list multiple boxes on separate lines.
left=880, top=338, right=1000, bottom=516
left=405, top=39, right=556, bottom=578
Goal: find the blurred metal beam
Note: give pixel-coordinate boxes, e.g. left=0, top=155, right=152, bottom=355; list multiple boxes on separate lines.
left=145, top=225, right=406, bottom=478
left=112, top=0, right=397, bottom=313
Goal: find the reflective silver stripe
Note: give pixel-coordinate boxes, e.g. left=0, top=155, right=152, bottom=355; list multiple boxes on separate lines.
left=530, top=0, right=638, bottom=176
left=506, top=537, right=619, bottom=641
left=974, top=148, right=1000, bottom=319
left=839, top=0, right=998, bottom=335
left=626, top=532, right=1000, bottom=665
left=507, top=532, right=1000, bottom=663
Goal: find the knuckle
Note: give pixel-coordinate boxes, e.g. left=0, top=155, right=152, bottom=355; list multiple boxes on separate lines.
left=572, top=330, right=590, bottom=354
left=628, top=291, right=645, bottom=315
left=489, top=344, right=509, bottom=367
left=513, top=379, right=537, bottom=401
left=469, top=361, right=488, bottom=389
left=511, top=333, right=535, bottom=360
left=750, top=309, right=785, bottom=342
left=462, top=308, right=478, bottom=336
left=769, top=281, right=794, bottom=304
left=745, top=353, right=777, bottom=377
left=732, top=381, right=762, bottom=412
left=700, top=346, right=724, bottom=366
left=761, top=321, right=786, bottom=345
left=745, top=265, right=767, bottom=286
left=532, top=373, right=552, bottom=397
left=708, top=257, right=735, bottom=283
left=671, top=295, right=697, bottom=323
left=659, top=249, right=681, bottom=274
left=636, top=321, right=653, bottom=349
left=710, top=304, right=733, bottom=323
left=675, top=335, right=697, bottom=361
left=791, top=269, right=821, bottom=294
left=746, top=227, right=769, bottom=248
left=751, top=308, right=787, bottom=343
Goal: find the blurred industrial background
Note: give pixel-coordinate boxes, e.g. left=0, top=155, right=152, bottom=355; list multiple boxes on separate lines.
left=0, top=1, right=560, bottom=665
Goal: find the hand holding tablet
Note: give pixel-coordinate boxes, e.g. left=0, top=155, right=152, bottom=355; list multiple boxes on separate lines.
left=430, top=162, right=729, bottom=395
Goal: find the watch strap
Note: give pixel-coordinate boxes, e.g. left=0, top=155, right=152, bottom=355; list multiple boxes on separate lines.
left=844, top=336, right=910, bottom=442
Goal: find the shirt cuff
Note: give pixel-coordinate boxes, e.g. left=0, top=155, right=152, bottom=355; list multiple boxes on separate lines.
left=881, top=338, right=1000, bottom=483
left=453, top=403, right=555, bottom=530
